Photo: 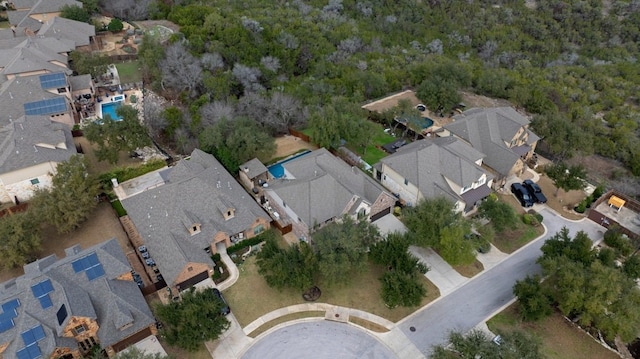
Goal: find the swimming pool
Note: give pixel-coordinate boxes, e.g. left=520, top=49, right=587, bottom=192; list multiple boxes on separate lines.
left=99, top=95, right=125, bottom=121
left=268, top=150, right=312, bottom=178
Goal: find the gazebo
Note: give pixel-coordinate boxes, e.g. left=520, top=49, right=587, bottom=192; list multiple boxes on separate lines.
left=608, top=195, right=625, bottom=212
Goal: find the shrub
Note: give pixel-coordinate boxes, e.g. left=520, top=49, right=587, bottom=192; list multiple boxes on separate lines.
left=575, top=201, right=587, bottom=213
left=522, top=213, right=539, bottom=226
left=226, top=229, right=275, bottom=254
left=604, top=226, right=633, bottom=256
left=592, top=184, right=605, bottom=199
left=111, top=200, right=127, bottom=217
left=98, top=159, right=167, bottom=187
left=108, top=18, right=124, bottom=32
left=211, top=253, right=221, bottom=262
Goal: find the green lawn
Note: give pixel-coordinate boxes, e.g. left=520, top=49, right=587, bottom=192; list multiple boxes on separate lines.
left=491, top=221, right=543, bottom=254
left=487, top=303, right=619, bottom=359
left=115, top=60, right=143, bottom=83
left=224, top=256, right=440, bottom=328
left=361, top=127, right=394, bottom=165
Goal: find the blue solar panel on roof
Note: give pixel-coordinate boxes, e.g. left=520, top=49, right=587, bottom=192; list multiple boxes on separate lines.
left=23, top=97, right=67, bottom=116
left=39, top=72, right=66, bottom=89
left=87, top=253, right=99, bottom=266
left=86, top=263, right=105, bottom=281
left=0, top=319, right=15, bottom=333
left=1, top=299, right=20, bottom=312
left=71, top=258, right=85, bottom=272
left=21, top=325, right=45, bottom=346
left=37, top=295, right=52, bottom=310
left=16, top=343, right=41, bottom=359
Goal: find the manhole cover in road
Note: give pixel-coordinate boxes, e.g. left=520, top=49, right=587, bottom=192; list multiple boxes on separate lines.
left=409, top=327, right=416, bottom=332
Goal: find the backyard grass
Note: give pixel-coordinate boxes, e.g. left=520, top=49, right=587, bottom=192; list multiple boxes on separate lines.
left=247, top=311, right=325, bottom=338
left=115, top=60, right=143, bottom=83
left=491, top=221, right=544, bottom=254
left=361, top=127, right=394, bottom=165
left=224, top=257, right=440, bottom=328
left=487, top=303, right=619, bottom=359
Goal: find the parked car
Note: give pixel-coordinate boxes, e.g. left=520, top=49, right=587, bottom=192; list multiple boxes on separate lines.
left=213, top=288, right=231, bottom=316
left=510, top=183, right=534, bottom=207
left=145, top=258, right=156, bottom=267
left=138, top=245, right=147, bottom=253
left=523, top=179, right=547, bottom=204
left=141, top=251, right=150, bottom=259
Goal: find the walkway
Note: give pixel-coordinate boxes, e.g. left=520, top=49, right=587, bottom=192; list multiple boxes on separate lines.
left=216, top=243, right=239, bottom=291
left=410, top=246, right=467, bottom=296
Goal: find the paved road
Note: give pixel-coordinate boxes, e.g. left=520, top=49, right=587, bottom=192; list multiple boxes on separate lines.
left=242, top=321, right=397, bottom=359
left=399, top=208, right=605, bottom=356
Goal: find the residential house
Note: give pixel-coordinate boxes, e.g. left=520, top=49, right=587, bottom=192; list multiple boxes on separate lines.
left=0, top=115, right=76, bottom=204
left=0, top=239, right=157, bottom=359
left=263, top=148, right=396, bottom=238
left=120, top=149, right=271, bottom=293
left=8, top=0, right=83, bottom=34
left=374, top=136, right=493, bottom=213
left=441, top=107, right=539, bottom=188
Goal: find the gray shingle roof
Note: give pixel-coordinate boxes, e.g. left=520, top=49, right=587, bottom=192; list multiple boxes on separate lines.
left=380, top=137, right=492, bottom=205
left=445, top=107, right=533, bottom=176
left=120, top=149, right=271, bottom=286
left=38, top=17, right=95, bottom=47
left=0, top=239, right=155, bottom=359
left=240, top=158, right=268, bottom=179
left=266, top=148, right=393, bottom=226
left=30, top=0, right=82, bottom=13
left=0, top=115, right=76, bottom=174
left=69, top=74, right=92, bottom=91
left=0, top=37, right=71, bottom=79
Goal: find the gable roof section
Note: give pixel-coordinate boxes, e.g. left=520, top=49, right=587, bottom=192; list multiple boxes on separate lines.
left=0, top=239, right=154, bottom=359
left=445, top=107, right=531, bottom=176
left=239, top=158, right=268, bottom=179
left=0, top=115, right=76, bottom=175
left=380, top=137, right=492, bottom=204
left=38, top=17, right=95, bottom=47
left=120, top=149, right=270, bottom=286
left=267, top=148, right=393, bottom=226
left=30, top=0, right=82, bottom=13
left=0, top=38, right=70, bottom=80
left=68, top=74, right=91, bottom=91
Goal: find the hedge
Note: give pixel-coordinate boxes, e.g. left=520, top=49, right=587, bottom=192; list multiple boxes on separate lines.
left=111, top=200, right=127, bottom=217
left=226, top=229, right=276, bottom=255
left=98, top=159, right=167, bottom=188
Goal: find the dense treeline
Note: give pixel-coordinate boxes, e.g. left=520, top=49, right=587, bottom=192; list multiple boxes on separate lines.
left=135, top=0, right=640, bottom=177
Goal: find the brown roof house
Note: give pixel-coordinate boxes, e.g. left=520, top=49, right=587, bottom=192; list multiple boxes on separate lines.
left=120, top=149, right=271, bottom=293
left=262, top=148, right=396, bottom=239
left=0, top=239, right=157, bottom=359
left=442, top=107, right=539, bottom=188
left=374, top=136, right=493, bottom=213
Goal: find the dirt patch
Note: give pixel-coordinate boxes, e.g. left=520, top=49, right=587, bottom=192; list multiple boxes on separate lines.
left=273, top=135, right=318, bottom=159
left=74, top=136, right=145, bottom=175
left=133, top=20, right=181, bottom=33
left=0, top=202, right=130, bottom=283
left=362, top=90, right=422, bottom=113
left=536, top=174, right=587, bottom=220
left=460, top=91, right=514, bottom=109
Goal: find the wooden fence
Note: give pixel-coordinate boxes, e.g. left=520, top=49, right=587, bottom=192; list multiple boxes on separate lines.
left=587, top=189, right=640, bottom=240
left=288, top=127, right=311, bottom=143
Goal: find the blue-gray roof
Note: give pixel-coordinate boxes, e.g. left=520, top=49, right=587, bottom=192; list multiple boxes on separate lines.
left=24, top=97, right=68, bottom=116
left=39, top=72, right=67, bottom=90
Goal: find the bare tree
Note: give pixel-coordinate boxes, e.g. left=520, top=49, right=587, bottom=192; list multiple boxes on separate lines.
left=143, top=91, right=167, bottom=138
left=264, top=92, right=307, bottom=134
left=199, top=100, right=237, bottom=127
left=160, top=42, right=203, bottom=98
left=99, top=0, right=150, bottom=20
left=201, top=52, right=225, bottom=72
left=232, top=63, right=264, bottom=93
left=260, top=56, right=281, bottom=73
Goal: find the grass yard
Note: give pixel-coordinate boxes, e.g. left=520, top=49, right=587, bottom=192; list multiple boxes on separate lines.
left=491, top=221, right=544, bottom=254
left=224, top=257, right=440, bottom=328
left=361, top=127, right=394, bottom=165
left=247, top=311, right=325, bottom=338
left=487, top=303, right=619, bottom=359
left=115, top=60, right=143, bottom=83
left=454, top=259, right=484, bottom=277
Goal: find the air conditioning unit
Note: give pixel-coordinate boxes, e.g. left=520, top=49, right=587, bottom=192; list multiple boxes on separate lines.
left=238, top=233, right=244, bottom=239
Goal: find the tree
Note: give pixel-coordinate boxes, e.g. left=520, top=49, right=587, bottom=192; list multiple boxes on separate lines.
left=30, top=155, right=100, bottom=233
left=154, top=288, right=230, bottom=351
left=431, top=329, right=545, bottom=359
left=256, top=236, right=316, bottom=290
left=539, top=227, right=595, bottom=265
left=416, top=77, right=462, bottom=114
left=477, top=194, right=518, bottom=232
left=438, top=223, right=476, bottom=266
left=92, top=346, right=173, bottom=359
left=107, top=18, right=124, bottom=32
left=403, top=197, right=465, bottom=247
left=312, top=216, right=380, bottom=284
left=623, top=255, right=640, bottom=279
left=545, top=162, right=587, bottom=196
left=513, top=275, right=552, bottom=321
left=69, top=51, right=110, bottom=80
left=379, top=269, right=426, bottom=307
left=198, top=117, right=276, bottom=172
left=60, top=4, right=90, bottom=23
left=0, top=212, right=41, bottom=269
left=160, top=42, right=204, bottom=98
left=84, top=105, right=151, bottom=164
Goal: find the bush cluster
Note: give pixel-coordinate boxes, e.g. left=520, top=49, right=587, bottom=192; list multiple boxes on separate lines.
left=226, top=229, right=275, bottom=254
left=575, top=184, right=605, bottom=213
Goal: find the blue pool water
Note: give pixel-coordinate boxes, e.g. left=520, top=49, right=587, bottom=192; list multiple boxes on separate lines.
left=268, top=150, right=312, bottom=178
left=421, top=117, right=434, bottom=129
left=100, top=96, right=125, bottom=121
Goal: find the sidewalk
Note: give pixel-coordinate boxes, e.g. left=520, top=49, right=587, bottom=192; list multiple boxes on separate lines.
left=216, top=243, right=240, bottom=291
left=409, top=246, right=467, bottom=296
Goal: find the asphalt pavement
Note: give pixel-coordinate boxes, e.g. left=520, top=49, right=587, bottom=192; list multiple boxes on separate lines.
left=398, top=208, right=605, bottom=356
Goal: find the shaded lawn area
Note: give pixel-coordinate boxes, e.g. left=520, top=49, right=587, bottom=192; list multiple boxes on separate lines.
left=360, top=127, right=394, bottom=165
left=224, top=257, right=440, bottom=328
left=487, top=303, right=619, bottom=359
left=247, top=311, right=325, bottom=338
left=115, top=60, right=143, bottom=83
left=491, top=221, right=543, bottom=254
left=453, top=259, right=484, bottom=278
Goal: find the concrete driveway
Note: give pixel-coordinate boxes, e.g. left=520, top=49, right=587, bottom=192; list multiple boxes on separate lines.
left=373, top=213, right=408, bottom=236
left=410, top=246, right=467, bottom=296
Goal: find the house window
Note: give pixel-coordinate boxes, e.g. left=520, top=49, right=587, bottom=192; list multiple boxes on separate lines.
left=404, top=178, right=409, bottom=186
left=188, top=266, right=193, bottom=272
left=461, top=186, right=471, bottom=193
left=73, top=324, right=86, bottom=335
left=30, top=178, right=39, bottom=185
left=476, top=177, right=486, bottom=186
left=254, top=225, right=264, bottom=235
left=192, top=226, right=197, bottom=232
